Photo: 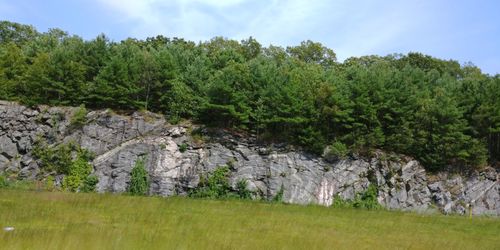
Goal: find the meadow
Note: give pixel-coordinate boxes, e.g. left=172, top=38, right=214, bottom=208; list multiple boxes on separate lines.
left=0, top=189, right=499, bottom=249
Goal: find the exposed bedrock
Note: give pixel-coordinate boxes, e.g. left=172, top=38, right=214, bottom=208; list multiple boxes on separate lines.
left=1, top=101, right=498, bottom=215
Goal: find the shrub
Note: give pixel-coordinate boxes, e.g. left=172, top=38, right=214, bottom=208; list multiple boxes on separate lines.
left=189, top=166, right=232, bottom=199
left=168, top=115, right=181, bottom=125
left=179, top=143, right=188, bottom=153
left=45, top=176, right=55, bottom=191
left=332, top=184, right=382, bottom=210
left=32, top=139, right=73, bottom=174
left=189, top=127, right=206, bottom=144
left=236, top=179, right=252, bottom=200
left=62, top=148, right=94, bottom=192
left=353, top=184, right=381, bottom=209
left=128, top=157, right=150, bottom=196
left=69, top=104, right=88, bottom=130
left=33, top=139, right=95, bottom=192
left=332, top=194, right=353, bottom=208
left=82, top=175, right=99, bottom=192
left=63, top=175, right=81, bottom=192
left=324, top=141, right=349, bottom=161
left=273, top=184, right=285, bottom=203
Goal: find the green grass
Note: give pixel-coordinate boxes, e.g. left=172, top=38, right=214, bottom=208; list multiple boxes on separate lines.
left=0, top=190, right=499, bottom=249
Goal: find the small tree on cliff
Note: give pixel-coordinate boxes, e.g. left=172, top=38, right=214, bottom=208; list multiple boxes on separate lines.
left=128, top=157, right=150, bottom=195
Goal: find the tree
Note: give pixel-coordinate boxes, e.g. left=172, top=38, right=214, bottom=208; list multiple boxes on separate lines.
left=286, top=40, right=336, bottom=67
left=202, top=61, right=253, bottom=128
left=93, top=41, right=143, bottom=109
left=0, top=20, right=497, bottom=170
left=0, top=21, right=38, bottom=45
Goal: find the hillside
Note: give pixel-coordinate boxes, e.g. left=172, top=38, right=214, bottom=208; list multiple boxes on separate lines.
left=0, top=101, right=498, bottom=215
left=1, top=21, right=499, bottom=172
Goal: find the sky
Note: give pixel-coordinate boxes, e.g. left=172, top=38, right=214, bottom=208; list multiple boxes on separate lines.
left=1, top=0, right=499, bottom=74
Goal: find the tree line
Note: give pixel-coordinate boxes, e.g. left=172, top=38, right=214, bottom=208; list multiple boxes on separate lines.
left=1, top=21, right=499, bottom=171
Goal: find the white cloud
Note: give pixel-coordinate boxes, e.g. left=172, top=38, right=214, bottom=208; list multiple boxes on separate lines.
left=94, top=0, right=253, bottom=39
left=93, top=0, right=439, bottom=61
left=192, top=0, right=248, bottom=8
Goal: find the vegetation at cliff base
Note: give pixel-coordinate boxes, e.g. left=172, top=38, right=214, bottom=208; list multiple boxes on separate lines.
left=32, top=139, right=96, bottom=192
left=0, top=190, right=499, bottom=249
left=128, top=157, right=150, bottom=196
left=1, top=20, right=499, bottom=171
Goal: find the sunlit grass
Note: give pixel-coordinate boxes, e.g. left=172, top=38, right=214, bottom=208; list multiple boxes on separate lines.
left=0, top=189, right=499, bottom=249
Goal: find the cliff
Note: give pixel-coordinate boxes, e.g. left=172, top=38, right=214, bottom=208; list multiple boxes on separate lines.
left=0, top=101, right=498, bottom=215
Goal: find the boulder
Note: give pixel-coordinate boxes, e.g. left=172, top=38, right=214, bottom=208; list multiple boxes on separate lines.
left=0, top=135, right=18, bottom=159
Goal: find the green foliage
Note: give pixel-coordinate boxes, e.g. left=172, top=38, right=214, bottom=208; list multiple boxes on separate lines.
left=2, top=190, right=500, bottom=249
left=324, top=141, right=349, bottom=161
left=0, top=175, right=7, bottom=188
left=0, top=175, right=37, bottom=190
left=81, top=175, right=98, bottom=193
left=332, top=184, right=382, bottom=210
left=63, top=148, right=94, bottom=192
left=45, top=176, right=55, bottom=191
left=189, top=166, right=253, bottom=200
left=273, top=184, right=285, bottom=203
left=69, top=104, right=88, bottom=129
left=236, top=179, right=252, bottom=200
left=189, top=166, right=231, bottom=199
left=179, top=143, right=188, bottom=153
left=32, top=139, right=73, bottom=174
left=128, top=157, right=150, bottom=196
left=332, top=194, right=353, bottom=208
left=1, top=20, right=497, bottom=170
left=33, top=139, right=95, bottom=192
left=63, top=175, right=81, bottom=192
left=353, top=184, right=382, bottom=209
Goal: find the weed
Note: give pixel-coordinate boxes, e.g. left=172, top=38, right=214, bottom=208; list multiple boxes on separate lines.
left=236, top=179, right=252, bottom=199
left=179, top=143, right=188, bottom=153
left=273, top=184, right=284, bottom=203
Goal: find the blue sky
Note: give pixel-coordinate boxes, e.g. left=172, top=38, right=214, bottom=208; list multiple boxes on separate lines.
left=1, top=0, right=499, bottom=74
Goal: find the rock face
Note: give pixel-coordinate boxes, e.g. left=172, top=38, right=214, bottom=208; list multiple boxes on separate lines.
left=1, top=101, right=499, bottom=215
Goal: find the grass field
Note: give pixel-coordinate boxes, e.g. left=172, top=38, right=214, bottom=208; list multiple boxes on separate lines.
left=0, top=190, right=499, bottom=249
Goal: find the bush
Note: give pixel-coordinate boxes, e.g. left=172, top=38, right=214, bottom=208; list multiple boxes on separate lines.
left=353, top=184, right=381, bottom=209
left=272, top=184, right=285, bottom=203
left=62, top=148, right=94, bottom=192
left=332, top=184, right=382, bottom=210
left=63, top=175, right=81, bottom=192
left=45, top=176, right=55, bottom=191
left=324, top=141, right=349, bottom=161
left=128, top=157, right=150, bottom=196
left=69, top=104, right=88, bottom=130
left=189, top=166, right=257, bottom=200
left=332, top=194, right=352, bottom=208
left=33, top=139, right=95, bottom=192
left=82, top=175, right=99, bottom=192
left=236, top=179, right=252, bottom=199
left=179, top=143, right=188, bottom=153
left=190, top=166, right=232, bottom=199
left=32, top=139, right=73, bottom=174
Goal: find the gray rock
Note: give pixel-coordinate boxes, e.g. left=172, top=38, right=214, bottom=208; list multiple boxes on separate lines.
left=0, top=154, right=9, bottom=170
left=0, top=135, right=18, bottom=159
left=1, top=101, right=498, bottom=216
